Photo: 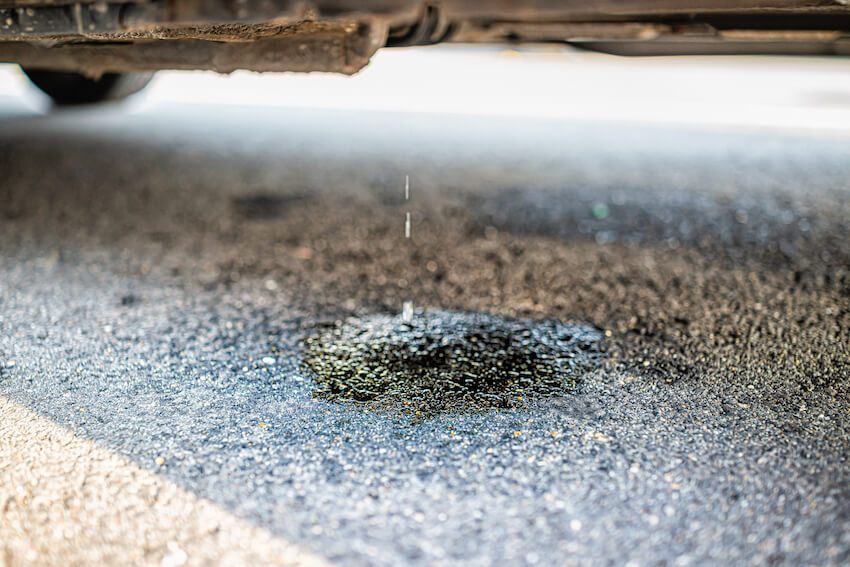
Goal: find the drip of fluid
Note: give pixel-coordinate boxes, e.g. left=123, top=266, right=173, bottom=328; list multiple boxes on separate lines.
left=402, top=301, right=414, bottom=322
left=402, top=175, right=413, bottom=322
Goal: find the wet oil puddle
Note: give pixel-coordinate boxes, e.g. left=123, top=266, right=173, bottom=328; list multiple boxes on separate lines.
left=301, top=310, right=603, bottom=414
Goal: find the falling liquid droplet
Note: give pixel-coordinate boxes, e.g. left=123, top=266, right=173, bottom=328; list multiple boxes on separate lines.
left=402, top=175, right=413, bottom=323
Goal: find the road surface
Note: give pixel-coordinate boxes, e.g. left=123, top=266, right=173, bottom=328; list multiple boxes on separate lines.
left=1, top=50, right=849, bottom=566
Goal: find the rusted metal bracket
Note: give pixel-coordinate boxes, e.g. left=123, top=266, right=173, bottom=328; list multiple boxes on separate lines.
left=0, top=20, right=387, bottom=76
left=2, top=0, right=850, bottom=75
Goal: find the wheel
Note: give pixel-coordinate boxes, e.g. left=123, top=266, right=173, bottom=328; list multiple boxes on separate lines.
left=21, top=69, right=154, bottom=105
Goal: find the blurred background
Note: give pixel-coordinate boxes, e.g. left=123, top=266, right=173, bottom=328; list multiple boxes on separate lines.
left=3, top=45, right=850, bottom=132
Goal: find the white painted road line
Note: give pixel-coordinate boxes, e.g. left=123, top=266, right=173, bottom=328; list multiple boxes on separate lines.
left=0, top=395, right=334, bottom=567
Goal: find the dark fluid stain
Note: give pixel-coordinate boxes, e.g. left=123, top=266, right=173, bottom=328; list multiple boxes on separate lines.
left=231, top=193, right=308, bottom=220
left=301, top=310, right=603, bottom=414
left=120, top=294, right=140, bottom=306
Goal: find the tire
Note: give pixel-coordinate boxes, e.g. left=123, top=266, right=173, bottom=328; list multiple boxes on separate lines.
left=21, top=69, right=154, bottom=105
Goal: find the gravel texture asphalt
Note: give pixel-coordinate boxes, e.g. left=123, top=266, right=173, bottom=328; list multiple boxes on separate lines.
left=1, top=95, right=849, bottom=566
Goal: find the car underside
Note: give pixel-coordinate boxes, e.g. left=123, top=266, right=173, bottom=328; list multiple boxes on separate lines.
left=2, top=0, right=850, bottom=79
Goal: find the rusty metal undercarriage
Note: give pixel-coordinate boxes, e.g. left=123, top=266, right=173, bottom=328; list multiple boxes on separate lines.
left=1, top=0, right=850, bottom=77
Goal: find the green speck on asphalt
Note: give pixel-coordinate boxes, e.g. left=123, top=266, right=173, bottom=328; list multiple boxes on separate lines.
left=592, top=203, right=610, bottom=220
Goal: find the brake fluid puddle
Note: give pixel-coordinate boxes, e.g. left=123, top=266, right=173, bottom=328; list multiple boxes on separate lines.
left=301, top=310, right=603, bottom=414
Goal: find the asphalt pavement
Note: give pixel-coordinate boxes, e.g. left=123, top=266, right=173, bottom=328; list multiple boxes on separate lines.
left=1, top=52, right=849, bottom=567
